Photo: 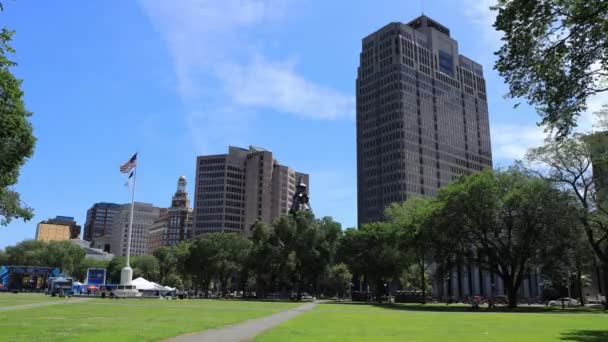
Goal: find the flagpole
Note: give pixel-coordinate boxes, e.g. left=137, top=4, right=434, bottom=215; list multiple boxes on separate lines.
left=125, top=163, right=137, bottom=268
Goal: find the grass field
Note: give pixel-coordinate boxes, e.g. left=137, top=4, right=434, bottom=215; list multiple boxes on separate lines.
left=0, top=293, right=74, bottom=307
left=2, top=296, right=607, bottom=341
left=255, top=302, right=608, bottom=342
left=0, top=296, right=299, bottom=341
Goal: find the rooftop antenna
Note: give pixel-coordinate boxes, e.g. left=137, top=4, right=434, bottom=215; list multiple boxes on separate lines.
left=420, top=0, right=424, bottom=15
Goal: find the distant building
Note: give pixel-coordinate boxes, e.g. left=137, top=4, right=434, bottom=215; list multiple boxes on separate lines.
left=92, top=202, right=161, bottom=257
left=35, top=216, right=80, bottom=241
left=194, top=146, right=309, bottom=236
left=69, top=239, right=114, bottom=261
left=147, top=176, right=194, bottom=253
left=147, top=222, right=166, bottom=253
left=83, top=203, right=121, bottom=241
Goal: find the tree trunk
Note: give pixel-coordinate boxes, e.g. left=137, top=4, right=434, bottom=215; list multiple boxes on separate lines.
left=577, top=269, right=585, bottom=306
left=376, top=278, right=384, bottom=303
left=603, top=262, right=608, bottom=311
left=420, top=263, right=426, bottom=304
left=504, top=277, right=518, bottom=309
left=457, top=262, right=463, bottom=300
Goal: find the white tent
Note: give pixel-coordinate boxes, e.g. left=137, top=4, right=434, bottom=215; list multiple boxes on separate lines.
left=132, top=277, right=156, bottom=291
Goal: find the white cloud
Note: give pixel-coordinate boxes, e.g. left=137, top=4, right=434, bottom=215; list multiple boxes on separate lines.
left=217, top=57, right=355, bottom=120
left=463, top=0, right=502, bottom=47
left=138, top=0, right=353, bottom=152
left=491, top=124, right=548, bottom=162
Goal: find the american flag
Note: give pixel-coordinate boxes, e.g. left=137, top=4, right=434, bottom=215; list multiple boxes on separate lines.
left=120, top=153, right=137, bottom=173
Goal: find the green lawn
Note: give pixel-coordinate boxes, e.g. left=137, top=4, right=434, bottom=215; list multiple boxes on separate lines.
left=255, top=302, right=608, bottom=342
left=0, top=293, right=73, bottom=307
left=0, top=298, right=299, bottom=341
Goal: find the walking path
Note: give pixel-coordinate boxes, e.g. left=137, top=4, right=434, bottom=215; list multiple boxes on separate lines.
left=166, top=301, right=318, bottom=342
left=0, top=297, right=91, bottom=312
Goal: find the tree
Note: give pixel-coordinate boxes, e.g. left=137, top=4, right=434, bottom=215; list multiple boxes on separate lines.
left=294, top=214, right=343, bottom=297
left=525, top=135, right=608, bottom=308
left=107, top=256, right=127, bottom=284
left=4, top=240, right=85, bottom=277
left=541, top=219, right=595, bottom=306
left=339, top=223, right=403, bottom=302
left=0, top=3, right=36, bottom=225
left=493, top=0, right=608, bottom=136
left=186, top=237, right=217, bottom=296
left=327, top=263, right=352, bottom=300
left=249, top=220, right=282, bottom=297
left=4, top=240, right=47, bottom=266
left=437, top=168, right=575, bottom=308
left=212, top=233, right=252, bottom=294
left=153, top=246, right=176, bottom=283
left=186, top=233, right=251, bottom=295
left=45, top=241, right=86, bottom=276
left=163, top=273, right=184, bottom=290
left=132, top=255, right=159, bottom=281
left=385, top=197, right=438, bottom=304
left=399, top=264, right=432, bottom=295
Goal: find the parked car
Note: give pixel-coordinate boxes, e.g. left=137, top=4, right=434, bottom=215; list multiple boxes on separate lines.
left=493, top=296, right=508, bottom=305
left=549, top=297, right=580, bottom=306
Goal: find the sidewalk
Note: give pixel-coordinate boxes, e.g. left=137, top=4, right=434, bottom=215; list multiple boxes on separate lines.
left=166, top=301, right=317, bottom=342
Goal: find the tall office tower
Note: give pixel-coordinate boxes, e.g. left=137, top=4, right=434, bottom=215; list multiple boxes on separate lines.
left=147, top=176, right=194, bottom=253
left=35, top=216, right=81, bottom=241
left=92, top=202, right=160, bottom=256
left=194, top=146, right=309, bottom=236
left=356, top=15, right=492, bottom=225
left=83, top=203, right=121, bottom=242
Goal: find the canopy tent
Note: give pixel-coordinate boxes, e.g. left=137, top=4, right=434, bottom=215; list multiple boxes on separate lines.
left=132, top=277, right=156, bottom=291
left=150, top=282, right=174, bottom=292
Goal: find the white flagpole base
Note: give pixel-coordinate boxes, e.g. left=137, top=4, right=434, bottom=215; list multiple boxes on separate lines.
left=113, top=266, right=141, bottom=298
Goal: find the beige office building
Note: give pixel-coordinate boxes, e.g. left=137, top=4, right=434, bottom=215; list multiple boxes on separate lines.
left=194, top=146, right=309, bottom=236
left=35, top=216, right=81, bottom=241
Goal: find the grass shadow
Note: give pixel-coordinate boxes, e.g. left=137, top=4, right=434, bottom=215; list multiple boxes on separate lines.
left=560, top=330, right=608, bottom=341
left=321, top=301, right=608, bottom=314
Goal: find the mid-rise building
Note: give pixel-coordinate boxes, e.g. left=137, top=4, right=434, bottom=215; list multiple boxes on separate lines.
left=147, top=176, right=194, bottom=253
left=83, top=203, right=121, bottom=241
left=194, top=146, right=309, bottom=236
left=35, top=216, right=80, bottom=241
left=92, top=202, right=160, bottom=256
left=356, top=15, right=492, bottom=226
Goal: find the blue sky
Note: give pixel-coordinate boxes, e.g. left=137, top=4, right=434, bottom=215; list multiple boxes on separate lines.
left=1, top=0, right=603, bottom=248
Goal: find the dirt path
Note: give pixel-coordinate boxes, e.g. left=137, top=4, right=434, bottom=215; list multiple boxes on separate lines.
left=166, top=301, right=317, bottom=342
left=0, top=297, right=91, bottom=312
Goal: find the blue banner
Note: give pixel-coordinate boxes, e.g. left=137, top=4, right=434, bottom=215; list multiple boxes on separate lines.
left=87, top=268, right=106, bottom=285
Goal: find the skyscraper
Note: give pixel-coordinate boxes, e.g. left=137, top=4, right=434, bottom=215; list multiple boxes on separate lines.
left=356, top=15, right=492, bottom=225
left=194, top=146, right=309, bottom=236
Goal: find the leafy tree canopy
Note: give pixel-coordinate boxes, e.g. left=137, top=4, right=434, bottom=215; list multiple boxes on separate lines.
left=0, top=3, right=36, bottom=225
left=493, top=0, right=608, bottom=136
